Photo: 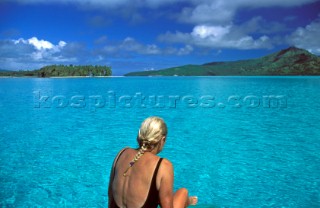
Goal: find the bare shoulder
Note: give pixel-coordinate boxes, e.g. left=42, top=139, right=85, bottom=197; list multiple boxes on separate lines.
left=161, top=158, right=173, bottom=168
left=159, top=158, right=173, bottom=174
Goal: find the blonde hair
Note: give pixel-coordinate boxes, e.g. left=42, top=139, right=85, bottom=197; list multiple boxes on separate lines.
left=137, top=116, right=167, bottom=151
left=123, top=116, right=167, bottom=176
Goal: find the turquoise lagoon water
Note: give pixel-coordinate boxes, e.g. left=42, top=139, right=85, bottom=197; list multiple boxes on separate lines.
left=0, top=77, right=319, bottom=207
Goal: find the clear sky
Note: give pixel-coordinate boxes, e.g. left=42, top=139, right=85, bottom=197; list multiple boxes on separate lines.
left=1, top=0, right=319, bottom=75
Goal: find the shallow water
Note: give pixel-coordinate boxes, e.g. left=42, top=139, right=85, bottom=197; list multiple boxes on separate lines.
left=0, top=77, right=319, bottom=207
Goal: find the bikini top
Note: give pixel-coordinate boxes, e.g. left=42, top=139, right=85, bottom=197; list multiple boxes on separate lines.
left=111, top=148, right=163, bottom=208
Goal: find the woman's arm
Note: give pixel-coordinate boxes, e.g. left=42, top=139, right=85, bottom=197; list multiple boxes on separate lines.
left=158, top=159, right=174, bottom=208
left=158, top=159, right=197, bottom=208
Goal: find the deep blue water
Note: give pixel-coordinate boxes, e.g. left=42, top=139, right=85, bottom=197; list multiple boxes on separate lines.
left=0, top=77, right=319, bottom=207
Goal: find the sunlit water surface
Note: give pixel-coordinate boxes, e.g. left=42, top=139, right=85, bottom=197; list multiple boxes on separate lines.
left=0, top=77, right=319, bottom=207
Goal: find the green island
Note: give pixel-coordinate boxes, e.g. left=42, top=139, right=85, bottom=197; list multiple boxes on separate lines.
left=0, top=65, right=112, bottom=77
left=125, top=47, right=320, bottom=76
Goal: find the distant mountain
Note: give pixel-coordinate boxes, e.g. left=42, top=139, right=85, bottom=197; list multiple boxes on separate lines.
left=125, top=47, right=320, bottom=76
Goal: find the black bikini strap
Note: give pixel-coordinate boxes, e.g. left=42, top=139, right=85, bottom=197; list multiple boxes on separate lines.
left=153, top=158, right=163, bottom=177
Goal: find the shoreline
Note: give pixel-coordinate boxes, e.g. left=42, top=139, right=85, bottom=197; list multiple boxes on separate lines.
left=50, top=76, right=124, bottom=78
left=0, top=76, right=124, bottom=78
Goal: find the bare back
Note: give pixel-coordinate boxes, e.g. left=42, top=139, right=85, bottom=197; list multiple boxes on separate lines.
left=111, top=148, right=165, bottom=207
left=109, top=117, right=197, bottom=208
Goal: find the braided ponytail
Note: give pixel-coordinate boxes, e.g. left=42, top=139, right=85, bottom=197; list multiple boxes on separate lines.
left=123, top=117, right=167, bottom=177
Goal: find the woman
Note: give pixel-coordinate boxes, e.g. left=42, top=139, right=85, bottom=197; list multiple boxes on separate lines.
left=108, top=116, right=198, bottom=208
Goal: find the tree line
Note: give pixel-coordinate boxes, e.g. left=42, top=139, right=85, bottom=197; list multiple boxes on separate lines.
left=0, top=64, right=112, bottom=77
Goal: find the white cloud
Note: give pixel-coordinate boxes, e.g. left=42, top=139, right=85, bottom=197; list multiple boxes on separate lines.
left=238, top=16, right=287, bottom=34
left=24, top=37, right=67, bottom=60
left=287, top=18, right=320, bottom=55
left=0, top=35, right=193, bottom=71
left=59, top=41, right=67, bottom=47
left=13, top=37, right=66, bottom=53
left=7, top=0, right=318, bottom=53
left=98, top=37, right=193, bottom=57
left=122, top=37, right=161, bottom=55
left=191, top=25, right=230, bottom=39
left=28, top=37, right=54, bottom=50
left=177, top=45, right=193, bottom=55
left=178, top=0, right=318, bottom=24
left=104, top=37, right=161, bottom=55
left=179, top=1, right=234, bottom=24
left=159, top=24, right=272, bottom=50
left=94, top=36, right=108, bottom=45
left=0, top=37, right=77, bottom=70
